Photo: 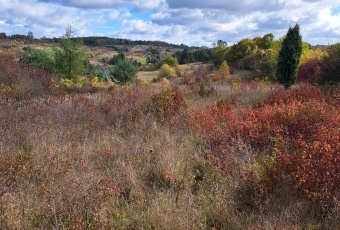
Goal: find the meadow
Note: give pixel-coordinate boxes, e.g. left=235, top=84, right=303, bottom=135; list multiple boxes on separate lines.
left=0, top=42, right=339, bottom=229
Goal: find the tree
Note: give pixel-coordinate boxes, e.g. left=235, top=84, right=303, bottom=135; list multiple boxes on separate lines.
left=112, top=59, right=138, bottom=83
left=27, top=31, right=34, bottom=39
left=54, top=25, right=85, bottom=79
left=0, top=32, right=7, bottom=39
left=218, top=60, right=230, bottom=85
left=276, top=24, right=302, bottom=88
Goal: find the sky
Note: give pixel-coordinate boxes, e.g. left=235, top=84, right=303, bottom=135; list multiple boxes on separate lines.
left=0, top=0, right=340, bottom=47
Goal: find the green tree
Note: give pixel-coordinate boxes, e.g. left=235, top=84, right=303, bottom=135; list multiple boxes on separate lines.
left=54, top=25, right=85, bottom=79
left=218, top=60, right=230, bottom=85
left=112, top=59, right=138, bottom=83
left=276, top=24, right=302, bottom=88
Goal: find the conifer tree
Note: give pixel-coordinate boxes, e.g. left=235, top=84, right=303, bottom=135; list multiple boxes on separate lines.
left=54, top=25, right=85, bottom=79
left=276, top=24, right=302, bottom=88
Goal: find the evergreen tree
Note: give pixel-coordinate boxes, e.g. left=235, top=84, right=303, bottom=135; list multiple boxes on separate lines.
left=54, top=25, right=85, bottom=79
left=276, top=24, right=302, bottom=88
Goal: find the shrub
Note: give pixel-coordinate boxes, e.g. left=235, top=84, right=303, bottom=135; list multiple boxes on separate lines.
left=0, top=54, right=55, bottom=100
left=174, top=65, right=185, bottom=77
left=182, top=85, right=340, bottom=213
left=151, top=86, right=186, bottom=121
left=317, top=43, right=340, bottom=85
left=297, top=59, right=320, bottom=83
left=19, top=46, right=55, bottom=72
left=158, top=64, right=176, bottom=79
left=112, top=59, right=138, bottom=83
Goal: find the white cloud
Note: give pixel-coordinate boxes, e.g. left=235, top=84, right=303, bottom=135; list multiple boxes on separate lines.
left=0, top=0, right=339, bottom=46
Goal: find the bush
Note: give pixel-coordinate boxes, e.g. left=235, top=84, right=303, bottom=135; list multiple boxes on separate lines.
left=182, top=85, right=340, bottom=213
left=317, top=43, right=340, bottom=85
left=0, top=54, right=55, bottom=101
left=158, top=64, right=176, bottom=79
left=297, top=59, right=320, bottom=83
left=151, top=86, right=186, bottom=121
left=112, top=59, right=138, bottom=83
left=19, top=46, right=55, bottom=72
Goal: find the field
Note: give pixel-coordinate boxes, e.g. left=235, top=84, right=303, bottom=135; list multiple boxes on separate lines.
left=0, top=42, right=339, bottom=229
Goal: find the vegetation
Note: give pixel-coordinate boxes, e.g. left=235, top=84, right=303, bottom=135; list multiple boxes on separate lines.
left=54, top=25, right=86, bottom=79
left=276, top=24, right=303, bottom=88
left=19, top=46, right=55, bottom=72
left=158, top=64, right=176, bottom=79
left=112, top=58, right=138, bottom=83
left=0, top=24, right=339, bottom=229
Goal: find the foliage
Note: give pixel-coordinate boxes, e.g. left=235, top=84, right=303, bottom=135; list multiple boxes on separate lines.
left=218, top=60, right=230, bottom=84
left=227, top=38, right=258, bottom=65
left=174, top=65, right=185, bottom=77
left=112, top=58, right=138, bottom=83
left=54, top=25, right=85, bottom=79
left=19, top=46, right=55, bottom=72
left=57, top=76, right=108, bottom=93
left=297, top=60, right=320, bottom=83
left=158, top=64, right=176, bottom=79
left=276, top=24, right=303, bottom=88
left=0, top=54, right=55, bottom=101
left=151, top=86, right=186, bottom=121
left=300, top=49, right=328, bottom=65
left=172, top=48, right=194, bottom=64
left=90, top=66, right=115, bottom=81
left=317, top=43, right=340, bottom=85
left=109, top=52, right=126, bottom=65
left=157, top=55, right=178, bottom=68
left=182, top=85, right=339, bottom=213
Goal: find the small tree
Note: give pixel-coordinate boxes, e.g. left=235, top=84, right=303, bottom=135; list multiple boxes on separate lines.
left=276, top=24, right=302, bottom=88
left=54, top=25, right=85, bottom=79
left=218, top=60, right=230, bottom=85
left=112, top=59, right=138, bottom=83
left=158, top=64, right=176, bottom=79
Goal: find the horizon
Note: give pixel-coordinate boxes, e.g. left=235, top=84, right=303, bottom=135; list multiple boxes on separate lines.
left=1, top=0, right=340, bottom=47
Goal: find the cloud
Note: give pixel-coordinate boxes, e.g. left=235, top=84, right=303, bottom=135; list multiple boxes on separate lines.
left=0, top=0, right=339, bottom=46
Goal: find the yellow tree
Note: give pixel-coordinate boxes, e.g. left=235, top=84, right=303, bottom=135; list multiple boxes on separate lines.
left=218, top=60, right=230, bottom=85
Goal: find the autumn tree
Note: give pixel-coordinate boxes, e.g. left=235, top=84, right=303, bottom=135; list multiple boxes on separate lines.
left=276, top=24, right=302, bottom=88
left=218, top=60, right=230, bottom=85
left=54, top=25, right=85, bottom=79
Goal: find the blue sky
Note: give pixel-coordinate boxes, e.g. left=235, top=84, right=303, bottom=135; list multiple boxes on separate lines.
left=0, top=0, right=340, bottom=46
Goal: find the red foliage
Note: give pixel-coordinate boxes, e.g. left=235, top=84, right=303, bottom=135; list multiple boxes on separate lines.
left=182, top=85, right=340, bottom=208
left=297, top=60, right=320, bottom=83
left=0, top=54, right=55, bottom=101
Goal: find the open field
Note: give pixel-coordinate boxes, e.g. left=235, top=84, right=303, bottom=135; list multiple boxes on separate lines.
left=0, top=39, right=339, bottom=229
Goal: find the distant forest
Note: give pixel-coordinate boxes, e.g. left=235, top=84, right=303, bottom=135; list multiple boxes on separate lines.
left=0, top=32, right=189, bottom=49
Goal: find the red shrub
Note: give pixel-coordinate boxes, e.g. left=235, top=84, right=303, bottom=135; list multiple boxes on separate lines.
left=182, top=85, right=340, bottom=209
left=0, top=54, right=55, bottom=101
left=297, top=60, right=320, bottom=83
